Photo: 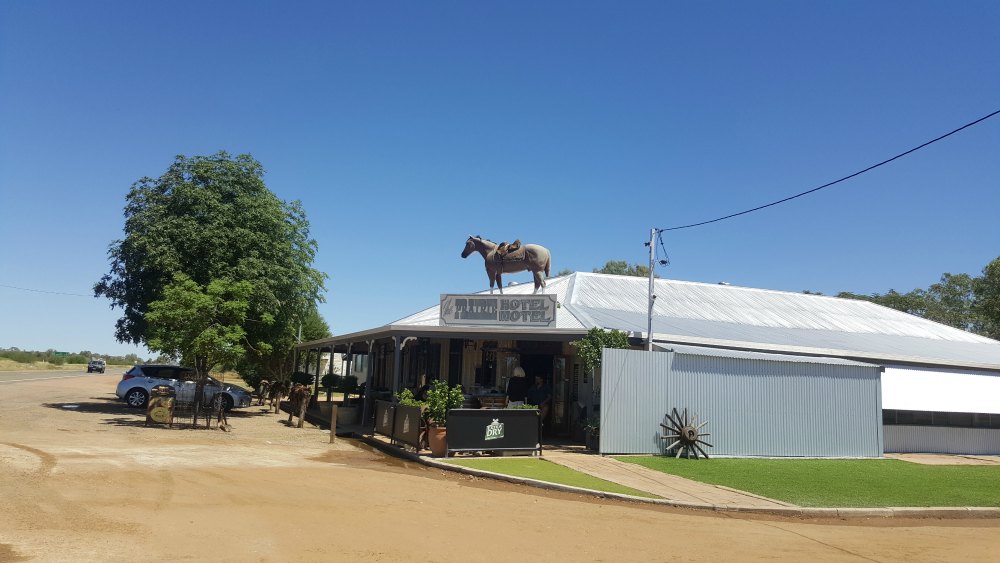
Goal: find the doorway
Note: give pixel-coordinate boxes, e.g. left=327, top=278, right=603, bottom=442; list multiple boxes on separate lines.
left=519, top=353, right=570, bottom=437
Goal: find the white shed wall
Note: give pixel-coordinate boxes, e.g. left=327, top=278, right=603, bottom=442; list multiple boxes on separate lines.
left=882, top=365, right=1000, bottom=414
left=600, top=348, right=883, bottom=457
left=884, top=425, right=1000, bottom=455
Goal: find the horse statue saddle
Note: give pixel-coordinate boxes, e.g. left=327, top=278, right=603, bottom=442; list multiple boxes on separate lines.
left=494, top=239, right=524, bottom=262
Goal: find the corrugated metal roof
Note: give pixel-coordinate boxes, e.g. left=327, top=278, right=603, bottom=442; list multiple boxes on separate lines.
left=392, top=272, right=1000, bottom=370
left=653, top=343, right=879, bottom=368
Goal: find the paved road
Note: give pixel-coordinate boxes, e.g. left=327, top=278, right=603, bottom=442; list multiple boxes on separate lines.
left=0, top=369, right=98, bottom=384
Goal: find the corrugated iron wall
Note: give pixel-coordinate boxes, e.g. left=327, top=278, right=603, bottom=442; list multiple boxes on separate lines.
left=884, top=425, right=1000, bottom=455
left=600, top=349, right=883, bottom=457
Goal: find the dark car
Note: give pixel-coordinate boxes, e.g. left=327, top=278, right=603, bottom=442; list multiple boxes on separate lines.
left=114, top=364, right=252, bottom=411
left=87, top=359, right=106, bottom=373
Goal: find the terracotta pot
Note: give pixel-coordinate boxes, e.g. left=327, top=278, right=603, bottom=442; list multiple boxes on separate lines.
left=428, top=425, right=448, bottom=457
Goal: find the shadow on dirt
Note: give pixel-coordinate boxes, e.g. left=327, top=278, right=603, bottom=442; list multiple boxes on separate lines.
left=42, top=400, right=283, bottom=430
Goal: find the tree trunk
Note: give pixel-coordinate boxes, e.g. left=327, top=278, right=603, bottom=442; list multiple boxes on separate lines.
left=193, top=356, right=208, bottom=426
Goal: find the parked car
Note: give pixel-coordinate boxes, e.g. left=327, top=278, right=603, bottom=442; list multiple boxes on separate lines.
left=87, top=359, right=106, bottom=373
left=114, top=364, right=253, bottom=411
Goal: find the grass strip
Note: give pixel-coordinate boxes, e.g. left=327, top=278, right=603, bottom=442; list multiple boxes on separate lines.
left=616, top=456, right=1000, bottom=507
left=445, top=458, right=660, bottom=499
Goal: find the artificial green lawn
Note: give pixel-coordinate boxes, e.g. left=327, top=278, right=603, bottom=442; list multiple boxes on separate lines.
left=616, top=457, right=1000, bottom=507
left=445, top=458, right=660, bottom=499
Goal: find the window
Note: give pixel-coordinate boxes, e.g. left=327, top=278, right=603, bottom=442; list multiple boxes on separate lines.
left=883, top=409, right=997, bottom=429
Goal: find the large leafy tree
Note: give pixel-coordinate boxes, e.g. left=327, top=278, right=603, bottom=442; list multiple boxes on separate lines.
left=974, top=257, right=1000, bottom=339
left=95, top=152, right=326, bottom=376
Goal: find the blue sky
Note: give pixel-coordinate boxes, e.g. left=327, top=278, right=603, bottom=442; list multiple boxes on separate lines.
left=1, top=1, right=998, bottom=357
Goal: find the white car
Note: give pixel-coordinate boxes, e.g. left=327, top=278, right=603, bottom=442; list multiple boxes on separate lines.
left=115, top=364, right=253, bottom=411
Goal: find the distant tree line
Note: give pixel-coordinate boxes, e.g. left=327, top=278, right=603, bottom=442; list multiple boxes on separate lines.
left=0, top=347, right=147, bottom=365
left=574, top=255, right=1000, bottom=340
left=832, top=256, right=1000, bottom=339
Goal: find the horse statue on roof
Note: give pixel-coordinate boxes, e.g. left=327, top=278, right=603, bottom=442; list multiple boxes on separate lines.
left=461, top=235, right=551, bottom=294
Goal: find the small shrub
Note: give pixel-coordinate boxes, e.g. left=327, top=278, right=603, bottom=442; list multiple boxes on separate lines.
left=290, top=371, right=313, bottom=385
left=321, top=373, right=343, bottom=390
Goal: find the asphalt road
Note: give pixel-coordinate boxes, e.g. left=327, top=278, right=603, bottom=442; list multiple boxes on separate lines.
left=0, top=369, right=105, bottom=384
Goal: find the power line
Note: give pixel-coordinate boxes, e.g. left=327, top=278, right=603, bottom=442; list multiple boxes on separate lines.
left=661, top=108, right=1000, bottom=231
left=0, top=283, right=92, bottom=297
left=656, top=231, right=670, bottom=267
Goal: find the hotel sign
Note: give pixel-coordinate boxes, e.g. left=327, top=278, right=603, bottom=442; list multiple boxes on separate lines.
left=439, top=294, right=557, bottom=327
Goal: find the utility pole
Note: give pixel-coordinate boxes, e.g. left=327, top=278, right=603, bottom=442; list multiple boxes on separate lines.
left=647, top=228, right=656, bottom=351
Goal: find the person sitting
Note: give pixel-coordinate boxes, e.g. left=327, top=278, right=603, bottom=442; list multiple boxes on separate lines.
left=525, top=375, right=552, bottom=425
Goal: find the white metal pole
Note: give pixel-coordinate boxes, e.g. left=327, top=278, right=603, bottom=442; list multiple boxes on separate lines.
left=647, top=228, right=656, bottom=351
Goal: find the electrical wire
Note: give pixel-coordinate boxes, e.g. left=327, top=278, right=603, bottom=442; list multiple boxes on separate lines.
left=656, top=231, right=670, bottom=266
left=661, top=108, right=1000, bottom=231
left=0, top=283, right=92, bottom=297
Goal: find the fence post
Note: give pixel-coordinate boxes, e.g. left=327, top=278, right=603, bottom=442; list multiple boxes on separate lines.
left=329, top=404, right=338, bottom=443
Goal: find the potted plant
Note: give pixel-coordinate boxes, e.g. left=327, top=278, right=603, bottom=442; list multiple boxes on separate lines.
left=424, top=380, right=464, bottom=457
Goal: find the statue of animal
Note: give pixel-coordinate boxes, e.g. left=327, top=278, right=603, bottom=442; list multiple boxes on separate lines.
left=255, top=379, right=272, bottom=406
left=287, top=383, right=312, bottom=428
left=267, top=380, right=290, bottom=414
left=460, top=235, right=551, bottom=294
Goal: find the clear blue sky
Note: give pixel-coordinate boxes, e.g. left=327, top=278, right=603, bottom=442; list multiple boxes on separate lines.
left=1, top=1, right=998, bottom=357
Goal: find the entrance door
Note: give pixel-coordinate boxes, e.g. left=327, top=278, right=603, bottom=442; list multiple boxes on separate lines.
left=550, top=356, right=569, bottom=435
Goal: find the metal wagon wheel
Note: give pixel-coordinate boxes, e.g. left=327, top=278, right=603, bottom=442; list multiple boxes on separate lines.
left=660, top=407, right=713, bottom=459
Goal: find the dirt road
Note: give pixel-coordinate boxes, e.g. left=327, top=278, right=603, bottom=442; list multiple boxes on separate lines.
left=1, top=374, right=998, bottom=562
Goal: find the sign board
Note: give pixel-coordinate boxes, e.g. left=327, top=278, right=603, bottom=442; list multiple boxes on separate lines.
left=445, top=409, right=541, bottom=454
left=439, top=294, right=557, bottom=327
left=374, top=400, right=395, bottom=438
left=392, top=404, right=424, bottom=449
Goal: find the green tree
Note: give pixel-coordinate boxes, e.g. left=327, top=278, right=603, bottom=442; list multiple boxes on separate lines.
left=145, top=274, right=253, bottom=421
left=593, top=260, right=655, bottom=278
left=570, top=327, right=631, bottom=374
left=974, top=257, right=1000, bottom=339
left=837, top=272, right=984, bottom=334
left=239, top=306, right=331, bottom=390
left=926, top=273, right=977, bottom=331
left=836, top=289, right=931, bottom=318
left=94, top=152, right=326, bottom=375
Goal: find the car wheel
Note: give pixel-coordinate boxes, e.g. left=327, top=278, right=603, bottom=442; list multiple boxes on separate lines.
left=125, top=388, right=148, bottom=408
left=212, top=394, right=234, bottom=412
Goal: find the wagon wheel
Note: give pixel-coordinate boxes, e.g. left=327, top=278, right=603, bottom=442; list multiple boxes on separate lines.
left=660, top=407, right=713, bottom=459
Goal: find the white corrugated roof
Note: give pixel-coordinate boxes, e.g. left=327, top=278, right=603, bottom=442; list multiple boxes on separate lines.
left=393, top=272, right=1000, bottom=370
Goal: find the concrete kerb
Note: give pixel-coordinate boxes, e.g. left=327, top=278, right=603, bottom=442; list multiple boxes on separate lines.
left=353, top=434, right=1000, bottom=520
